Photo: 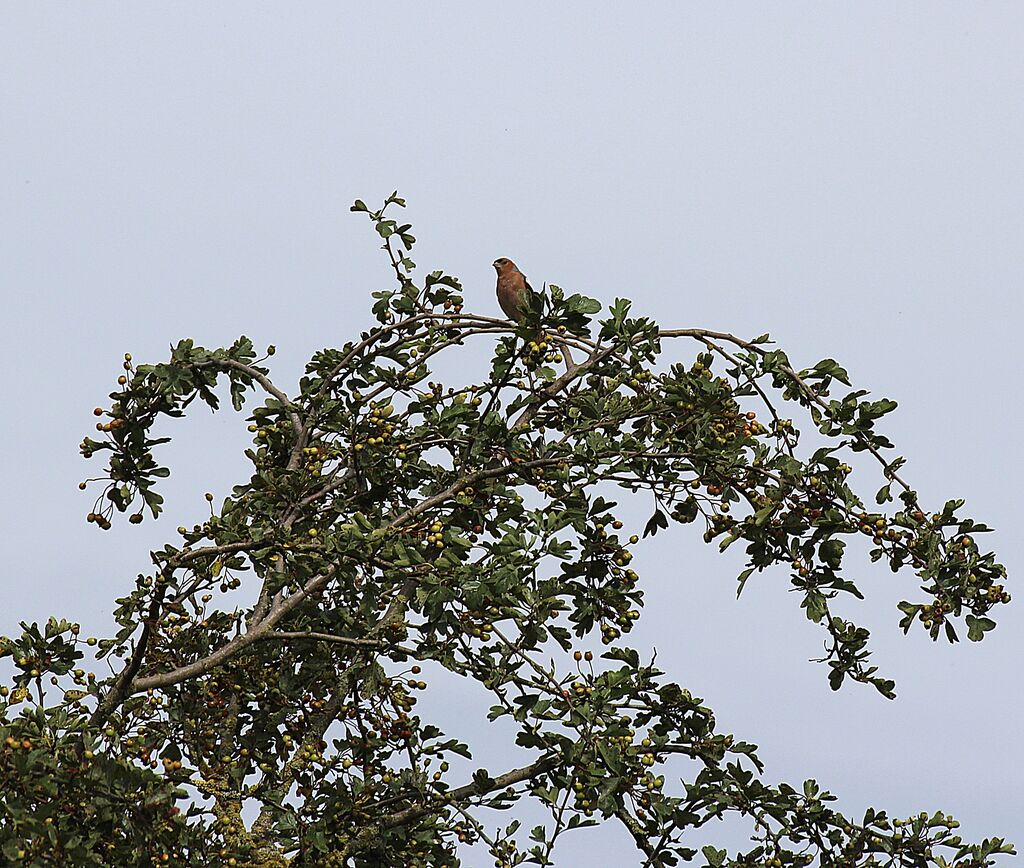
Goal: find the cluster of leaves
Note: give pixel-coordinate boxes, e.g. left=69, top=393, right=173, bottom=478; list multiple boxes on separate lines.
left=0, top=194, right=1012, bottom=866
left=0, top=621, right=215, bottom=865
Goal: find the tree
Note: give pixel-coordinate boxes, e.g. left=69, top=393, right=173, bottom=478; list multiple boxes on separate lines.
left=0, top=194, right=1014, bottom=867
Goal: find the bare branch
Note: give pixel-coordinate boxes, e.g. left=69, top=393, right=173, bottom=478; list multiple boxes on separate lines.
left=379, top=754, right=559, bottom=830
left=130, top=565, right=342, bottom=693
left=512, top=343, right=617, bottom=430
left=386, top=457, right=561, bottom=529
left=258, top=630, right=381, bottom=648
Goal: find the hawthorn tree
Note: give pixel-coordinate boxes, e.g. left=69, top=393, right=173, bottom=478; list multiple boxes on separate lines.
left=0, top=194, right=1014, bottom=867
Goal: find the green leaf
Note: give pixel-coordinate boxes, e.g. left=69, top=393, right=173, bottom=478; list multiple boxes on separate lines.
left=828, top=666, right=845, bottom=691
left=643, top=508, right=668, bottom=538
left=702, top=845, right=727, bottom=866
left=736, top=567, right=754, bottom=598
left=566, top=293, right=602, bottom=315
left=802, top=590, right=827, bottom=623
left=472, top=768, right=495, bottom=791
left=965, top=614, right=996, bottom=642
left=819, top=539, right=845, bottom=569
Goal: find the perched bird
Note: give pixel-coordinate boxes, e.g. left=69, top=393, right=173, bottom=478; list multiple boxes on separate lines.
left=492, top=257, right=534, bottom=324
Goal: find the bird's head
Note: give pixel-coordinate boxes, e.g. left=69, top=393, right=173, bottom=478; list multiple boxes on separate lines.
left=492, top=257, right=515, bottom=273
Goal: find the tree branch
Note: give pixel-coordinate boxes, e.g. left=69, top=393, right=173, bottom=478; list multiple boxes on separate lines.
left=257, top=630, right=381, bottom=648
left=379, top=754, right=559, bottom=830
left=130, top=565, right=341, bottom=693
left=386, top=457, right=562, bottom=529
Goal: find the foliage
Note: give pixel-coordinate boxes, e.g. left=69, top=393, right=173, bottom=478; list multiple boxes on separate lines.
left=0, top=195, right=1013, bottom=866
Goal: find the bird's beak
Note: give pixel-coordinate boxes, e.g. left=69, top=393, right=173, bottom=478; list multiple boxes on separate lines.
left=491, top=260, right=500, bottom=270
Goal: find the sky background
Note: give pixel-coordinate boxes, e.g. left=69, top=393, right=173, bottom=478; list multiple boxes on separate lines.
left=1, top=3, right=1021, bottom=861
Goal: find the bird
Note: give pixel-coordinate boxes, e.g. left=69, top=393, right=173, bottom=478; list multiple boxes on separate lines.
left=492, top=257, right=535, bottom=324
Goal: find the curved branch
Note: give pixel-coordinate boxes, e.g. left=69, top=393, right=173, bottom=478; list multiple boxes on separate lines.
left=387, top=457, right=562, bottom=529
left=196, top=357, right=308, bottom=471
left=130, top=564, right=341, bottom=693
left=512, top=343, right=616, bottom=430
left=258, top=630, right=381, bottom=648
left=194, top=358, right=297, bottom=418
left=659, top=328, right=916, bottom=498
left=379, top=754, right=559, bottom=830
left=89, top=583, right=168, bottom=726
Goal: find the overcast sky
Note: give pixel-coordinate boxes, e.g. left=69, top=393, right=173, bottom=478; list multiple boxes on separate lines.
left=2, top=3, right=1021, bottom=860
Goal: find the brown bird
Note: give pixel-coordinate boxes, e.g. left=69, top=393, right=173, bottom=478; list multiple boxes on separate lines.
left=492, top=257, right=535, bottom=324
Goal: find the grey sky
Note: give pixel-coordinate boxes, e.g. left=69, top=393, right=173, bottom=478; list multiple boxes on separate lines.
left=2, top=3, right=1021, bottom=859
